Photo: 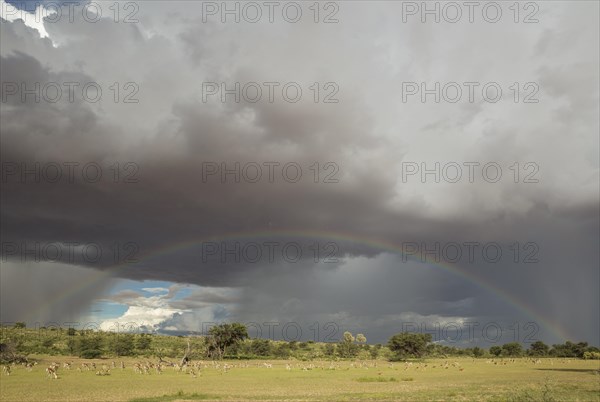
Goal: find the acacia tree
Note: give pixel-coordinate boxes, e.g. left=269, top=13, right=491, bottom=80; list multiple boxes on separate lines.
left=205, top=323, right=248, bottom=360
left=528, top=341, right=549, bottom=356
left=489, top=346, right=502, bottom=356
left=387, top=332, right=432, bottom=359
left=338, top=331, right=359, bottom=358
left=501, top=342, right=523, bottom=357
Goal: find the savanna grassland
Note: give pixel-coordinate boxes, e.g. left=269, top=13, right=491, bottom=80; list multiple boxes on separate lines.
left=1, top=355, right=599, bottom=402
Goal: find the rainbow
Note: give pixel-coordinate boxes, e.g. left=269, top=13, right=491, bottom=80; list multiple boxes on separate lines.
left=17, top=229, right=571, bottom=341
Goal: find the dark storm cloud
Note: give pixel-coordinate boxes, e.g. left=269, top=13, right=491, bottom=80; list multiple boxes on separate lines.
left=0, top=261, right=115, bottom=324
left=99, top=290, right=144, bottom=304
left=1, top=1, right=598, bottom=344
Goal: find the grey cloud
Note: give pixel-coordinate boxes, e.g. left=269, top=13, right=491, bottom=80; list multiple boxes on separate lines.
left=98, top=290, right=144, bottom=304
left=1, top=2, right=598, bottom=345
left=0, top=261, right=115, bottom=325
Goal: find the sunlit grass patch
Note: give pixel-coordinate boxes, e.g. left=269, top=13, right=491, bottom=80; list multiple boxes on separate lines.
left=355, top=376, right=397, bottom=383
left=129, top=390, right=217, bottom=402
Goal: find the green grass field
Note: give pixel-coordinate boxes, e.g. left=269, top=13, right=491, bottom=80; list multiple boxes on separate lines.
left=1, top=356, right=599, bottom=401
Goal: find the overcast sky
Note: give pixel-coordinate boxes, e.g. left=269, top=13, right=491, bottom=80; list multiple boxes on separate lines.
left=1, top=0, right=598, bottom=346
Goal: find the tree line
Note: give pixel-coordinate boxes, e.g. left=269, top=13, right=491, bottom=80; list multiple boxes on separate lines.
left=1, top=322, right=599, bottom=363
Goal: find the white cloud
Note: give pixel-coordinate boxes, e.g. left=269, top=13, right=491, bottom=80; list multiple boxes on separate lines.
left=100, top=306, right=185, bottom=332
left=99, top=284, right=239, bottom=332
left=0, top=0, right=51, bottom=38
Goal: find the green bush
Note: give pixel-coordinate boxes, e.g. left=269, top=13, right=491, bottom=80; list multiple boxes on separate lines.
left=250, top=339, right=272, bottom=356
left=583, top=351, right=600, bottom=360
left=356, top=376, right=397, bottom=383
left=78, top=336, right=103, bottom=358
left=110, top=335, right=135, bottom=356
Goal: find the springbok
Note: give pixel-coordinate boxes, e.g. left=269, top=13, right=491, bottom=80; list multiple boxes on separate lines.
left=133, top=362, right=142, bottom=374
left=46, top=366, right=58, bottom=379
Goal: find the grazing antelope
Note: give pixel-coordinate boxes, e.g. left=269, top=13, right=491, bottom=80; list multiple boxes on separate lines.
left=46, top=366, right=58, bottom=379
left=63, top=362, right=72, bottom=370
left=2, top=365, right=11, bottom=376
left=132, top=362, right=141, bottom=374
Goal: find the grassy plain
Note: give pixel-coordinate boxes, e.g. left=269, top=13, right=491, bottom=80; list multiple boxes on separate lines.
left=0, top=355, right=599, bottom=401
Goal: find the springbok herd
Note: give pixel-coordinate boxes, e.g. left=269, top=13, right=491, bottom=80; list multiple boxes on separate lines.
left=0, top=357, right=576, bottom=380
